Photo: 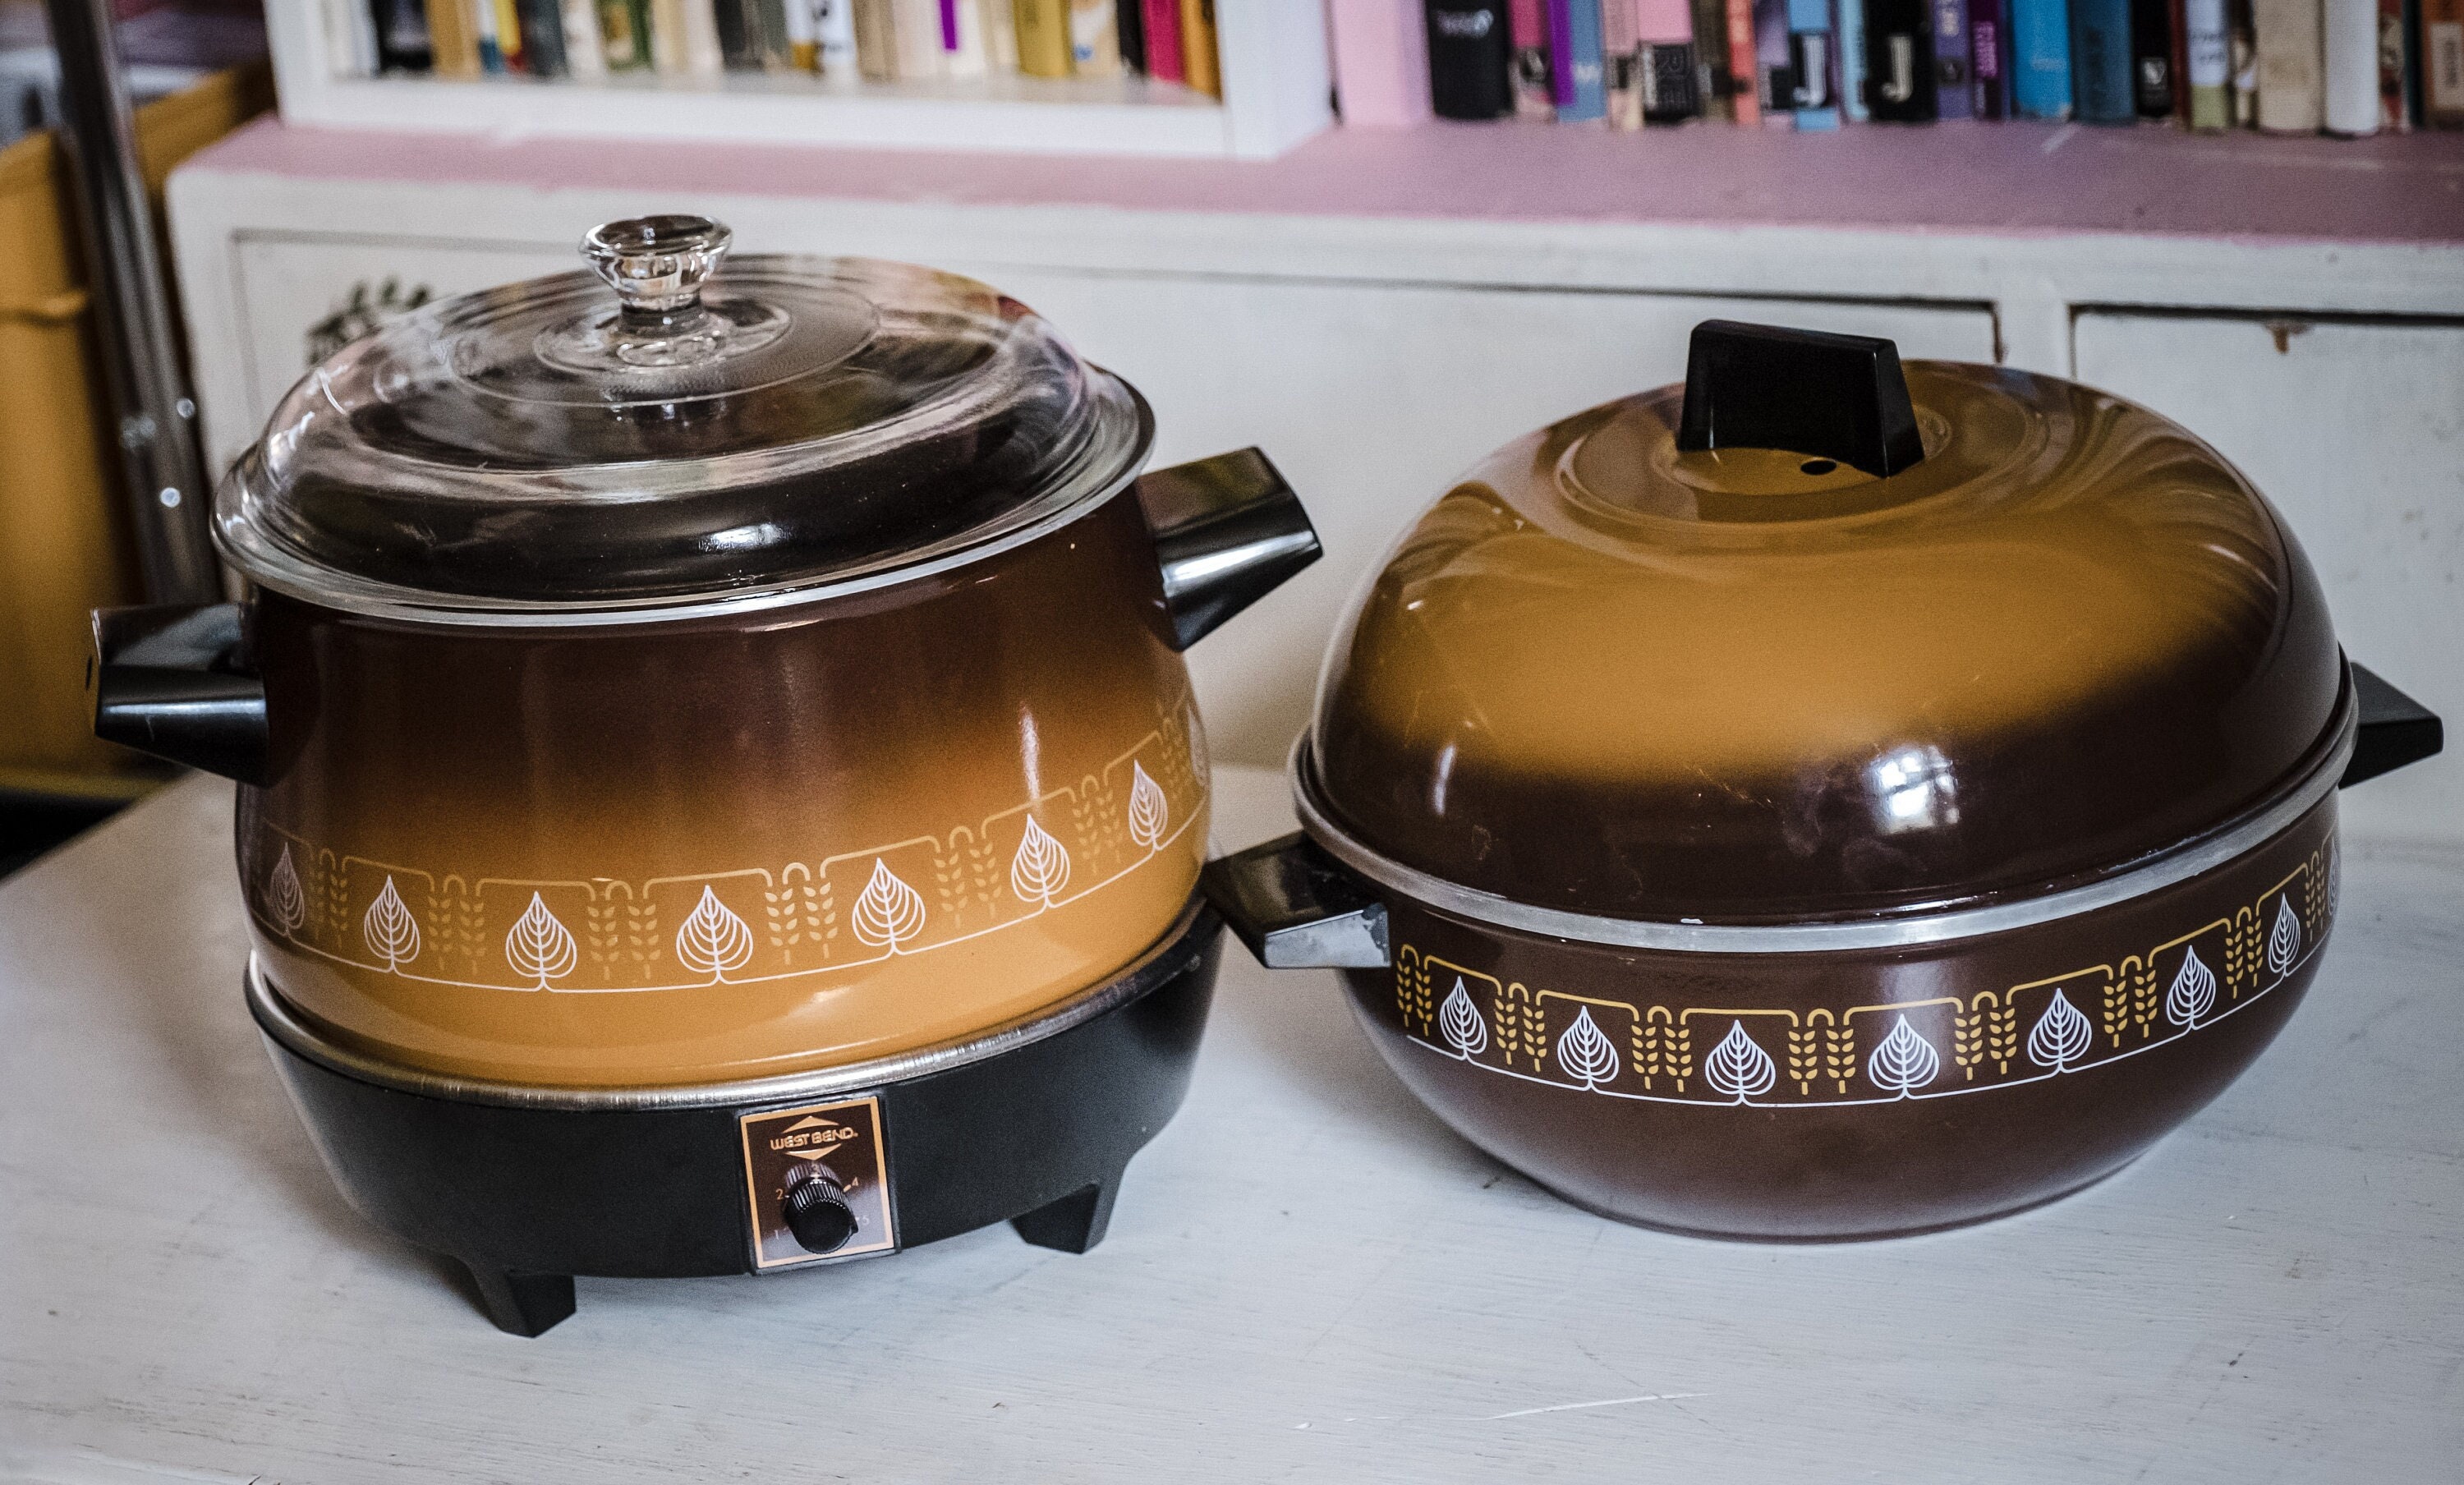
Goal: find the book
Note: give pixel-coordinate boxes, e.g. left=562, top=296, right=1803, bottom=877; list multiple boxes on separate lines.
left=649, top=0, right=687, bottom=69
left=1868, top=0, right=1939, bottom=113
left=1510, top=0, right=1559, bottom=110
left=2253, top=0, right=2324, bottom=127
left=1069, top=0, right=1122, bottom=72
left=1754, top=0, right=1791, bottom=111
left=595, top=0, right=651, bottom=67
left=487, top=0, right=526, bottom=70
left=784, top=0, right=818, bottom=65
left=560, top=0, right=607, bottom=71
left=684, top=0, right=727, bottom=69
left=425, top=0, right=479, bottom=71
left=2071, top=0, right=2133, bottom=115
left=1934, top=0, right=1974, bottom=114
left=1835, top=0, right=1871, bottom=110
left=1015, top=0, right=1072, bottom=73
left=517, top=0, right=570, bottom=71
left=1691, top=0, right=1734, bottom=113
left=946, top=0, right=991, bottom=75
left=1180, top=0, right=1220, bottom=94
left=2009, top=0, right=2071, bottom=113
left=1550, top=0, right=1610, bottom=117
left=2430, top=0, right=2464, bottom=122
left=852, top=0, right=897, bottom=74
left=1427, top=0, right=1515, bottom=116
left=716, top=0, right=754, bottom=62
left=2130, top=0, right=2173, bottom=107
left=370, top=0, right=435, bottom=70
left=1726, top=0, right=1763, bottom=117
left=329, top=0, right=379, bottom=74
left=981, top=0, right=1018, bottom=67
left=1970, top=0, right=2006, bottom=111
left=1635, top=0, right=1699, bottom=117
left=892, top=0, right=942, bottom=74
left=2380, top=0, right=2415, bottom=123
left=2325, top=0, right=2381, bottom=125
left=1117, top=0, right=1144, bottom=68
left=1142, top=0, right=1183, bottom=79
left=1788, top=0, right=1842, bottom=119
left=2230, top=0, right=2258, bottom=117
left=1605, top=0, right=1644, bottom=125
left=2186, top=0, right=2232, bottom=118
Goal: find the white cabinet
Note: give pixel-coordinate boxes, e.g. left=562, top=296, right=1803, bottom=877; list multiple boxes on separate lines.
left=2075, top=313, right=2464, bottom=848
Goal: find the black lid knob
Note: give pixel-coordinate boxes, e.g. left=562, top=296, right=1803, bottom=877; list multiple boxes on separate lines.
left=1675, top=320, right=1925, bottom=478
left=782, top=1170, right=858, bottom=1255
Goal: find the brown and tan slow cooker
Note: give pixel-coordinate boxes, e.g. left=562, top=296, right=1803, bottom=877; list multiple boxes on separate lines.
left=91, top=215, right=1319, bottom=1332
left=1207, top=320, right=2439, bottom=1241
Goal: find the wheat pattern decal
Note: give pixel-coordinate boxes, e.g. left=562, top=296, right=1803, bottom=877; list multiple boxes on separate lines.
left=2266, top=896, right=2301, bottom=979
left=1127, top=761, right=1168, bottom=852
left=1010, top=816, right=1072, bottom=907
left=2026, top=990, right=2094, bottom=1070
left=1866, top=1015, right=1941, bottom=1097
left=1703, top=1020, right=1778, bottom=1102
left=675, top=885, right=755, bottom=982
left=852, top=858, right=928, bottom=950
left=504, top=893, right=578, bottom=989
left=2164, top=945, right=2218, bottom=1028
left=1439, top=978, right=1487, bottom=1057
left=267, top=845, right=306, bottom=934
left=362, top=876, right=420, bottom=970
left=1556, top=1007, right=1620, bottom=1087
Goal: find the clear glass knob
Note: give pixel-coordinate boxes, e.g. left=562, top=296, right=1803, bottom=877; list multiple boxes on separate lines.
left=582, top=214, right=733, bottom=329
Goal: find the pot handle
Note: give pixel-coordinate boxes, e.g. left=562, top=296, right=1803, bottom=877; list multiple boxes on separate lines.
left=1134, top=448, right=1322, bottom=651
left=1200, top=830, right=1390, bottom=969
left=2340, top=662, right=2442, bottom=788
left=1676, top=320, right=1926, bottom=478
left=90, top=603, right=269, bottom=786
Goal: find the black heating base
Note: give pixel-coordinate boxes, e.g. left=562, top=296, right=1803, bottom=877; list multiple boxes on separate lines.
left=252, top=905, right=1222, bottom=1336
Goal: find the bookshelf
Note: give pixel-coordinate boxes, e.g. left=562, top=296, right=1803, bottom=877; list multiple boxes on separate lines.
left=262, top=0, right=1334, bottom=157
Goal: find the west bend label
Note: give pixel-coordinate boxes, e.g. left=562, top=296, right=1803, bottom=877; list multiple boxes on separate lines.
left=739, top=1095, right=896, bottom=1270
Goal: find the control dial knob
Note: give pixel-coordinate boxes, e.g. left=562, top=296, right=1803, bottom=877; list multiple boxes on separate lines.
left=782, top=1167, right=858, bottom=1255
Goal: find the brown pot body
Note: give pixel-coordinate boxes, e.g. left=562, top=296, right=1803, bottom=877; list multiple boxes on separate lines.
left=237, top=488, right=1211, bottom=1088
left=1340, top=796, right=2338, bottom=1239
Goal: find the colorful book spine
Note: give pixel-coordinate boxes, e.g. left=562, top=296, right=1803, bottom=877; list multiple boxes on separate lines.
left=2127, top=0, right=2172, bottom=107
left=2379, top=0, right=2415, bottom=123
left=1427, top=0, right=1515, bottom=115
left=1605, top=0, right=1644, bottom=125
left=492, top=0, right=528, bottom=69
left=425, top=0, right=480, bottom=71
left=1867, top=0, right=1938, bottom=114
left=1014, top=0, right=1072, bottom=73
left=1933, top=0, right=1974, bottom=113
left=1691, top=0, right=1733, bottom=113
left=2008, top=0, right=2071, bottom=112
left=2324, top=0, right=2382, bottom=125
left=1069, top=0, right=1121, bottom=72
left=1726, top=0, right=1764, bottom=117
left=2185, top=0, right=2231, bottom=119
left=1510, top=0, right=1559, bottom=111
left=517, top=0, right=570, bottom=71
left=1549, top=0, right=1610, bottom=117
left=1838, top=0, right=1872, bottom=110
left=1142, top=0, right=1183, bottom=78
left=1180, top=0, right=1220, bottom=94
left=1754, top=0, right=1791, bottom=112
left=1115, top=0, right=1144, bottom=68
left=1788, top=0, right=1842, bottom=120
left=2071, top=0, right=2134, bottom=115
left=2253, top=0, right=2324, bottom=127
left=786, top=0, right=818, bottom=64
left=1637, top=0, right=1700, bottom=116
left=1969, top=0, right=2006, bottom=110
left=945, top=0, right=991, bottom=76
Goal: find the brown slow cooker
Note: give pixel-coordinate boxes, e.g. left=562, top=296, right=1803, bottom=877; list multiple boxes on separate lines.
left=90, top=215, right=1319, bottom=1331
left=1207, top=320, right=2440, bottom=1241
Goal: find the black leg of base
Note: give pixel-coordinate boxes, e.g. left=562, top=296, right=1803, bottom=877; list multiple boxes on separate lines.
left=1011, top=1170, right=1124, bottom=1255
left=464, top=1262, right=576, bottom=1336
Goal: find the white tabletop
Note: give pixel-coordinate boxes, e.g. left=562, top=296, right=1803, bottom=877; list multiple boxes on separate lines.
left=4, top=767, right=2462, bottom=1483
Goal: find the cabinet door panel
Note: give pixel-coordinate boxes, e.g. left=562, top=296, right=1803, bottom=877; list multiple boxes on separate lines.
left=2076, top=313, right=2464, bottom=847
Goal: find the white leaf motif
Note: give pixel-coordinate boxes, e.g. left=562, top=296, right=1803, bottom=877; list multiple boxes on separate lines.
left=2164, top=945, right=2218, bottom=1028
left=266, top=845, right=306, bottom=934
left=2266, top=895, right=2301, bottom=978
left=504, top=892, right=578, bottom=988
left=1866, top=1014, right=1940, bottom=1097
left=674, top=885, right=755, bottom=982
left=361, top=876, right=420, bottom=970
left=2026, top=989, right=2094, bottom=1070
left=1556, top=1006, right=1619, bottom=1087
left=852, top=858, right=928, bottom=951
left=1010, top=815, right=1072, bottom=906
left=1127, top=762, right=1170, bottom=852
left=1438, top=977, right=1487, bottom=1058
left=1703, top=1019, right=1777, bottom=1101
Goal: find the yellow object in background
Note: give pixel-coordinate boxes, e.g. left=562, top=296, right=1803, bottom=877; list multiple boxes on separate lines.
left=0, top=63, right=271, bottom=801
left=1179, top=0, right=1217, bottom=94
left=1013, top=0, right=1072, bottom=76
left=425, top=0, right=481, bottom=75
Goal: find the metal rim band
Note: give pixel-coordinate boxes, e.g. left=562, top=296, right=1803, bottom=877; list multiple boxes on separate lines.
left=246, top=897, right=1212, bottom=1110
left=1289, top=689, right=2355, bottom=955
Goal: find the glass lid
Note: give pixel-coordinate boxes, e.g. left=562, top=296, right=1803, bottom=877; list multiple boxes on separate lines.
left=1307, top=323, right=2347, bottom=926
left=214, top=214, right=1147, bottom=619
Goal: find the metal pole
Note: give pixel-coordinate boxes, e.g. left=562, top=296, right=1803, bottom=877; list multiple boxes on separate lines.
left=43, top=0, right=222, bottom=605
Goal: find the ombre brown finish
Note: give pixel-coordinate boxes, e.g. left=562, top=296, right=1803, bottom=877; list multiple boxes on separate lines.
left=239, top=488, right=1212, bottom=1087
left=1344, top=797, right=2338, bottom=1238
left=1311, top=363, right=2342, bottom=922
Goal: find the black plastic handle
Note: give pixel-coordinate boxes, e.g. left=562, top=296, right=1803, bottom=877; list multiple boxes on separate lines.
left=90, top=602, right=270, bottom=785
left=2340, top=662, right=2442, bottom=788
left=1199, top=831, right=1390, bottom=970
left=1676, top=320, right=1926, bottom=478
left=1134, top=448, right=1322, bottom=651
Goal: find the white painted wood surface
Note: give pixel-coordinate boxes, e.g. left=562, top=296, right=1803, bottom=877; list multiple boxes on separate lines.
left=4, top=766, right=2462, bottom=1482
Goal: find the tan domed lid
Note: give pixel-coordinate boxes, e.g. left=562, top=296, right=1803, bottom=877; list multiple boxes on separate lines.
left=1305, top=321, right=2346, bottom=925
